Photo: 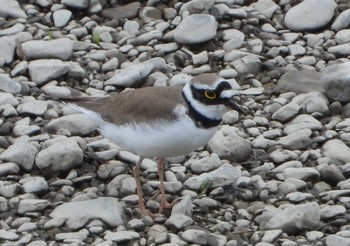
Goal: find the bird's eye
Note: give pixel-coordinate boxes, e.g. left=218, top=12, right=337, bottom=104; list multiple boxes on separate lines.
left=204, top=90, right=216, bottom=99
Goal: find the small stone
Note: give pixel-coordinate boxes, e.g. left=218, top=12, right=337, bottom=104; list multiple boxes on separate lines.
left=190, top=153, right=222, bottom=173
left=21, top=176, right=48, bottom=194
left=17, top=100, right=48, bottom=116
left=104, top=230, right=140, bottom=242
left=0, top=0, right=27, bottom=19
left=321, top=139, right=350, bottom=164
left=0, top=162, right=20, bottom=176
left=0, top=229, right=19, bottom=241
left=0, top=36, right=16, bottom=64
left=283, top=167, right=320, bottom=181
left=0, top=74, right=22, bottom=94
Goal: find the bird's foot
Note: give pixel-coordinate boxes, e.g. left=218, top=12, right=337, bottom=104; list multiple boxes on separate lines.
left=157, top=199, right=177, bottom=214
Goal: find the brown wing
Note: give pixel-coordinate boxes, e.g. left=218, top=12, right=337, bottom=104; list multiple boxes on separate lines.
left=71, top=86, right=187, bottom=126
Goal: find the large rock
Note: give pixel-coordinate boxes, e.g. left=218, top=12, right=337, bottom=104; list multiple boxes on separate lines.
left=284, top=0, right=336, bottom=31
left=174, top=14, right=217, bottom=44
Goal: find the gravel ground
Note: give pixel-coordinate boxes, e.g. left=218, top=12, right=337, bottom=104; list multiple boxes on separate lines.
left=1, top=0, right=350, bottom=245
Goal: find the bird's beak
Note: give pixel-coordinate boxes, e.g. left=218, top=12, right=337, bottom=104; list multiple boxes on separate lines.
left=225, top=97, right=243, bottom=114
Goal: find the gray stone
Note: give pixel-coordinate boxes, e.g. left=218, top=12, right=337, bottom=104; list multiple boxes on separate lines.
left=28, top=59, right=70, bottom=85
left=62, top=0, right=89, bottom=9
left=21, top=176, right=49, bottom=194
left=105, top=63, right=154, bottom=87
left=174, top=14, right=217, bottom=44
left=22, top=38, right=73, bottom=61
left=271, top=102, right=300, bottom=122
left=184, top=163, right=242, bottom=190
left=101, top=2, right=141, bottom=20
left=51, top=197, right=125, bottom=227
left=335, top=29, right=350, bottom=44
left=18, top=199, right=51, bottom=214
left=264, top=202, right=320, bottom=234
left=321, top=62, right=350, bottom=103
left=11, top=61, right=28, bottom=76
left=331, top=9, right=350, bottom=31
left=283, top=114, right=323, bottom=135
left=0, top=162, right=20, bottom=176
left=321, top=139, right=350, bottom=164
left=0, top=183, right=21, bottom=198
left=0, top=142, right=37, bottom=171
left=45, top=114, right=97, bottom=135
left=0, top=36, right=16, bottom=64
left=53, top=9, right=72, bottom=28
left=190, top=153, right=222, bottom=173
left=320, top=205, right=346, bottom=220
left=35, top=138, right=83, bottom=172
left=0, top=92, right=19, bottom=106
left=181, top=229, right=207, bottom=245
left=278, top=129, right=312, bottom=150
left=208, top=126, right=252, bottom=162
left=104, top=230, right=140, bottom=242
left=283, top=167, right=320, bottom=181
left=0, top=0, right=27, bottom=19
left=106, top=174, right=136, bottom=197
left=284, top=0, right=336, bottom=31
left=0, top=74, right=22, bottom=94
left=17, top=100, right=48, bottom=116
left=13, top=117, right=41, bottom=136
left=0, top=229, right=19, bottom=241
left=253, top=0, right=278, bottom=19
left=326, top=235, right=350, bottom=246
left=275, top=70, right=324, bottom=94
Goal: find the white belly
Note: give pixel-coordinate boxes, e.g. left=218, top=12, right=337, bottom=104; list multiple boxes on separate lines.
left=99, top=116, right=218, bottom=158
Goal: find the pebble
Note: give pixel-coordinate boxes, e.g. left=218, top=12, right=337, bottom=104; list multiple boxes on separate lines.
left=321, top=139, right=350, bottom=164
left=181, top=229, right=207, bottom=245
left=190, top=153, right=222, bottom=173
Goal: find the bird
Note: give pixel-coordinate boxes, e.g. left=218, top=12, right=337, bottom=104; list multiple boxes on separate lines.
left=64, top=73, right=243, bottom=217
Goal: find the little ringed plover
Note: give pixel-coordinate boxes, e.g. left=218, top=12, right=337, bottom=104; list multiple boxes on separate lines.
left=65, top=73, right=242, bottom=217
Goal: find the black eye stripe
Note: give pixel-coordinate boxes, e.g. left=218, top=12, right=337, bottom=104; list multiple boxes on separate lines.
left=190, top=81, right=232, bottom=105
left=191, top=81, right=232, bottom=97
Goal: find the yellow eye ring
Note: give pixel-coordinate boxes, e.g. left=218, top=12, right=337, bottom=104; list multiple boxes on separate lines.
left=204, top=90, right=216, bottom=99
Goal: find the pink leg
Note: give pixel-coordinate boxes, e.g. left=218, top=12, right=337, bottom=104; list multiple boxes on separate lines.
left=133, top=157, right=160, bottom=217
left=157, top=158, right=175, bottom=214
